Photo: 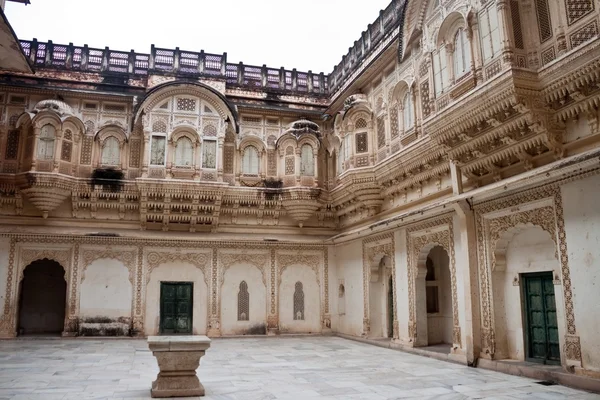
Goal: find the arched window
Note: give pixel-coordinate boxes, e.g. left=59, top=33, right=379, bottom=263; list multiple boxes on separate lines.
left=454, top=28, right=471, bottom=77
left=300, top=144, right=314, bottom=176
left=293, top=281, right=305, bottom=320
left=174, top=137, right=193, bottom=167
left=37, top=124, right=55, bottom=160
left=242, top=145, right=259, bottom=175
left=433, top=46, right=448, bottom=96
left=238, top=281, right=249, bottom=321
left=403, top=92, right=414, bottom=130
left=101, top=136, right=120, bottom=166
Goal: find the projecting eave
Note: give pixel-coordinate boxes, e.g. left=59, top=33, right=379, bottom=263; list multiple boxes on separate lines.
left=0, top=7, right=32, bottom=73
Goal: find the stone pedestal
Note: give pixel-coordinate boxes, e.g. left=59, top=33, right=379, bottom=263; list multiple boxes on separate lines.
left=147, top=335, right=211, bottom=398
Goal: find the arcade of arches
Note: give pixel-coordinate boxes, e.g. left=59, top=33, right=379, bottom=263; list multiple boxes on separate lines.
left=0, top=0, right=600, bottom=383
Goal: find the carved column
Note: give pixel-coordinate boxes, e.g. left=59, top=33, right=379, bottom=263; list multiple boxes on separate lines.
left=295, top=147, right=301, bottom=185
left=30, top=126, right=40, bottom=171
left=216, top=137, right=224, bottom=181
left=52, top=128, right=63, bottom=173
left=496, top=0, right=514, bottom=66
left=312, top=151, right=319, bottom=186
left=63, top=242, right=79, bottom=336
left=467, top=22, right=483, bottom=83
left=267, top=248, right=279, bottom=334
left=207, top=247, right=221, bottom=336
left=453, top=201, right=481, bottom=365
left=450, top=160, right=463, bottom=195
left=141, top=133, right=150, bottom=178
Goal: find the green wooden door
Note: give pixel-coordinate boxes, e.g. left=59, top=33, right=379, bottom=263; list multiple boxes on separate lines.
left=523, top=273, right=560, bottom=364
left=160, top=282, right=193, bottom=334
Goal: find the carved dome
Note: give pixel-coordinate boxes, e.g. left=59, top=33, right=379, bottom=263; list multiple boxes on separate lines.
left=33, top=99, right=75, bottom=117
left=284, top=119, right=320, bottom=138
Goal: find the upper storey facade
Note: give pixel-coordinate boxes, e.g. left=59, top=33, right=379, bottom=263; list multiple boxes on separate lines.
left=0, top=0, right=598, bottom=235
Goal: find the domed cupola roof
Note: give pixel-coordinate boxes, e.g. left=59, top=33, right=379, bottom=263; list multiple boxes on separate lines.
left=284, top=119, right=320, bottom=138
left=33, top=99, right=75, bottom=117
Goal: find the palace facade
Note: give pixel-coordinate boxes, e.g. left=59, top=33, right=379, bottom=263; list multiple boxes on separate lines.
left=0, top=0, right=599, bottom=379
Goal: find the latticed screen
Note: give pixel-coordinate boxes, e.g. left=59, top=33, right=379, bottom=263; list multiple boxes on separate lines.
left=238, top=281, right=249, bottom=321
left=356, top=132, right=368, bottom=153
left=377, top=117, right=386, bottom=149
left=511, top=1, right=524, bottom=49
left=5, top=130, right=19, bottom=160
left=293, top=281, right=305, bottom=320
left=535, top=0, right=553, bottom=43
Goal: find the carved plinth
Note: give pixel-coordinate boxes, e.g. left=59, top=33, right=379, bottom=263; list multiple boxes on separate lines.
left=148, top=336, right=211, bottom=398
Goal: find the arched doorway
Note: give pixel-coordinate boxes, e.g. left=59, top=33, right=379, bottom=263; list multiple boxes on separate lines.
left=369, top=255, right=392, bottom=338
left=18, top=259, right=67, bottom=335
left=492, top=226, right=563, bottom=364
left=415, top=245, right=452, bottom=350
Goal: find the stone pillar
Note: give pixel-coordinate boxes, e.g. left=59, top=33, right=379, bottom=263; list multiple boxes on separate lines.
left=450, top=160, right=463, bottom=195
left=207, top=248, right=221, bottom=337
left=52, top=128, right=63, bottom=173
left=141, top=133, right=150, bottom=178
left=452, top=201, right=482, bottom=366
left=469, top=20, right=484, bottom=82
left=216, top=136, right=224, bottom=181
left=267, top=248, right=279, bottom=335
left=295, top=147, right=301, bottom=185
left=496, top=0, right=514, bottom=66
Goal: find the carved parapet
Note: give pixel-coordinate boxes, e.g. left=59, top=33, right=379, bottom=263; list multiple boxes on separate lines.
left=281, top=187, right=321, bottom=227
left=17, top=173, right=76, bottom=218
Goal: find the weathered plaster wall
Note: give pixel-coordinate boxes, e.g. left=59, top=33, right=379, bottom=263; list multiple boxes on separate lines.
left=220, top=263, right=267, bottom=335
left=144, top=261, right=209, bottom=336
left=561, top=174, right=600, bottom=371
left=492, top=227, right=562, bottom=361
left=394, top=229, right=410, bottom=342
left=0, top=238, right=10, bottom=316
left=333, top=239, right=364, bottom=336
left=278, top=265, right=321, bottom=333
left=79, top=259, right=132, bottom=320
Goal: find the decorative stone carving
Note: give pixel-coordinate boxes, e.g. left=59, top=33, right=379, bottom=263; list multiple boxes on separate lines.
left=148, top=335, right=211, bottom=398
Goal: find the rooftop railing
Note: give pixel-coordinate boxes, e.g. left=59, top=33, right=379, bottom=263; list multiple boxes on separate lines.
left=327, top=0, right=405, bottom=96
left=19, top=39, right=328, bottom=96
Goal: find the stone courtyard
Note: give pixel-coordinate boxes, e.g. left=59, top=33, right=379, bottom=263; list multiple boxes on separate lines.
left=0, top=337, right=597, bottom=400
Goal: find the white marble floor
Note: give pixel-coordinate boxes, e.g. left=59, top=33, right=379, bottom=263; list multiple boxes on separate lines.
left=0, top=336, right=598, bottom=400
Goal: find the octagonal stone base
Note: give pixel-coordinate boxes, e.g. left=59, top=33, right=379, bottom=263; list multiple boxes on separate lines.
left=148, top=336, right=211, bottom=398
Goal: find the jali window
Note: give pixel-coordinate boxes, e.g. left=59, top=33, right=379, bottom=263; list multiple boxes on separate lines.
left=238, top=281, right=249, bottom=321
left=202, top=140, right=217, bottom=169
left=150, top=136, right=166, bottom=165
left=242, top=145, right=259, bottom=175
left=175, top=137, right=193, bottom=167
left=300, top=144, right=314, bottom=176
left=101, top=136, right=120, bottom=166
left=293, top=281, right=305, bottom=320
left=37, top=124, right=55, bottom=160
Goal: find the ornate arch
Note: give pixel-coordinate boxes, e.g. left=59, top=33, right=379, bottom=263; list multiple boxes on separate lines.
left=436, top=11, right=468, bottom=47
left=96, top=125, right=127, bottom=145
left=145, top=251, right=211, bottom=288
left=134, top=82, right=239, bottom=133
left=406, top=216, right=460, bottom=347
left=218, top=252, right=269, bottom=290
left=239, top=135, right=265, bottom=153
left=80, top=249, right=136, bottom=286
left=170, top=127, right=200, bottom=144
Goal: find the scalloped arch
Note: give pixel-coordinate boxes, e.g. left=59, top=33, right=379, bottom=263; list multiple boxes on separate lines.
left=134, top=81, right=239, bottom=133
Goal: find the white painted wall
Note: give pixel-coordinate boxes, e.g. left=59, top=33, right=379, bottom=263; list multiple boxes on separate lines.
left=492, top=227, right=562, bottom=361
left=79, top=259, right=132, bottom=320
left=395, top=229, right=410, bottom=342
left=278, top=265, right=321, bottom=333
left=561, top=174, right=600, bottom=371
left=220, top=263, right=267, bottom=335
left=144, top=262, right=208, bottom=336
left=333, top=239, right=364, bottom=336
left=0, top=238, right=10, bottom=319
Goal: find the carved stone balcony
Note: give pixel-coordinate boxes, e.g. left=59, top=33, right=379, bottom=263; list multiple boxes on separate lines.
left=281, top=187, right=322, bottom=228
left=18, top=173, right=76, bottom=218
